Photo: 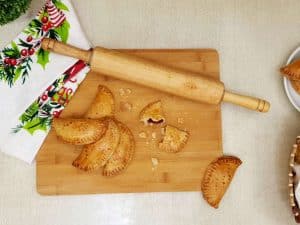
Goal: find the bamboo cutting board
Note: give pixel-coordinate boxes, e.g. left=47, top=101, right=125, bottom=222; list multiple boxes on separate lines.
left=36, top=49, right=223, bottom=195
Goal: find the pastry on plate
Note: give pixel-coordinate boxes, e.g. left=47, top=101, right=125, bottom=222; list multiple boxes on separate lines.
left=139, top=100, right=165, bottom=125
left=72, top=118, right=120, bottom=171
left=159, top=125, right=189, bottom=153
left=201, top=156, right=242, bottom=208
left=52, top=118, right=107, bottom=145
left=291, top=80, right=300, bottom=95
left=281, top=59, right=300, bottom=81
left=103, top=121, right=135, bottom=176
left=86, top=85, right=115, bottom=119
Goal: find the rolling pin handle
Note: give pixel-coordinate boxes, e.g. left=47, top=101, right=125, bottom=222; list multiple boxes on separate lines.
left=41, top=38, right=92, bottom=63
left=223, top=91, right=270, bottom=113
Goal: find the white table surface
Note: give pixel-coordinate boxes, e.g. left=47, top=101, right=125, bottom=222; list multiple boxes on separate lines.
left=1, top=0, right=300, bottom=225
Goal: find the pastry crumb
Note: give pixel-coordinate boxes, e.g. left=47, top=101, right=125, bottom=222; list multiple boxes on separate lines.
left=119, top=101, right=132, bottom=112
left=138, top=131, right=147, bottom=138
left=119, top=88, right=132, bottom=97
left=125, top=88, right=132, bottom=94
left=151, top=132, right=157, bottom=139
left=151, top=157, right=159, bottom=170
left=177, top=117, right=184, bottom=124
left=119, top=88, right=125, bottom=96
left=161, top=127, right=165, bottom=135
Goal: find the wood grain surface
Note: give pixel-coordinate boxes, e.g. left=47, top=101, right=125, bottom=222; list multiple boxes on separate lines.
left=36, top=49, right=223, bottom=195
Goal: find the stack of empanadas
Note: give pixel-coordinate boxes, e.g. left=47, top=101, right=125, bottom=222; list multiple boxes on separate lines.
left=281, top=59, right=300, bottom=94
left=52, top=85, right=135, bottom=177
left=52, top=86, right=242, bottom=209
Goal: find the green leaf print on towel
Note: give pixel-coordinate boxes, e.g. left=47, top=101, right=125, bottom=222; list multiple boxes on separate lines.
left=37, top=48, right=50, bottom=69
left=53, top=0, right=69, bottom=11
left=54, top=20, right=70, bottom=43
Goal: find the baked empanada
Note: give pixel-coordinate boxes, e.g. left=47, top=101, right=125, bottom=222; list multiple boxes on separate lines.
left=103, top=121, right=135, bottom=176
left=139, top=100, right=165, bottom=125
left=201, top=156, right=242, bottom=208
left=291, top=80, right=300, bottom=95
left=281, top=59, right=300, bottom=80
left=159, top=125, right=189, bottom=153
left=52, top=118, right=107, bottom=145
left=85, top=85, right=115, bottom=119
left=72, top=118, right=120, bottom=171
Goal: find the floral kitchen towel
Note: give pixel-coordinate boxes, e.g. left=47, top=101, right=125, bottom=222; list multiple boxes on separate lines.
left=3, top=60, right=89, bottom=163
left=0, top=0, right=91, bottom=163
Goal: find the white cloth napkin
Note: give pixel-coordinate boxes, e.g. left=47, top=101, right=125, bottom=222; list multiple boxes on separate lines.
left=0, top=0, right=91, bottom=163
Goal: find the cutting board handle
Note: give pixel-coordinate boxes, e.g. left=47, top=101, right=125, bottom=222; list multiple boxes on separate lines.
left=223, top=91, right=270, bottom=112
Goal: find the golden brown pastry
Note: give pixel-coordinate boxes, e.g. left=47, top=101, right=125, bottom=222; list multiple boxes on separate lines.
left=281, top=60, right=300, bottom=81
left=159, top=125, right=189, bottom=153
left=201, top=156, right=242, bottom=208
left=72, top=118, right=120, bottom=171
left=103, top=121, right=135, bottom=176
left=139, top=100, right=165, bottom=125
left=86, top=85, right=115, bottom=119
left=52, top=118, right=107, bottom=145
left=291, top=80, right=300, bottom=95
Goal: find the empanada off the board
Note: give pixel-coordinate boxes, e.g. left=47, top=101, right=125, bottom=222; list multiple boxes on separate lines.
left=291, top=80, right=300, bottom=95
left=281, top=59, right=300, bottom=81
left=201, top=156, right=242, bottom=208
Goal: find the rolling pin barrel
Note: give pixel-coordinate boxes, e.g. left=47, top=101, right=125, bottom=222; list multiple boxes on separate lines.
left=41, top=38, right=270, bottom=113
left=90, top=47, right=225, bottom=105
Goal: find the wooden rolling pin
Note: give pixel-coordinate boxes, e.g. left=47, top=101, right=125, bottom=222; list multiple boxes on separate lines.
left=42, top=38, right=270, bottom=112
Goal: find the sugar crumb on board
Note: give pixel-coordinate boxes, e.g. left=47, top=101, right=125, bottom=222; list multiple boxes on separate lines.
left=177, top=117, right=184, bottom=124
left=138, top=131, right=147, bottom=139
left=119, top=88, right=125, bottom=96
left=125, top=88, right=132, bottom=94
left=151, top=157, right=159, bottom=171
left=119, top=101, right=132, bottom=112
left=119, top=88, right=132, bottom=97
left=151, top=132, right=157, bottom=139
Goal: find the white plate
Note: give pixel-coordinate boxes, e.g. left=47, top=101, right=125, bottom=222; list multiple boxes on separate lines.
left=283, top=46, right=300, bottom=112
